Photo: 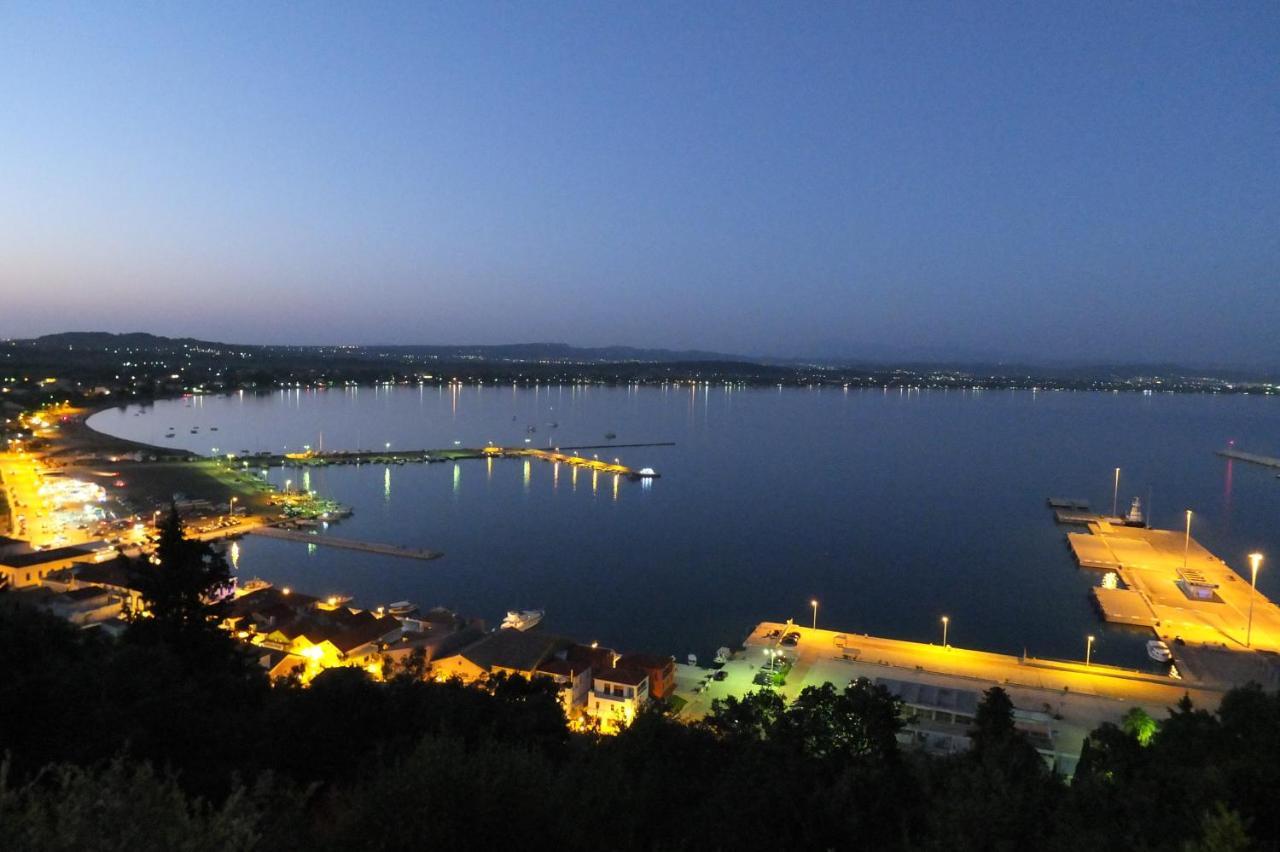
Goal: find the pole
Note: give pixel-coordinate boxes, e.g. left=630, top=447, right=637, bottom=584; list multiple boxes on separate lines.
left=1113, top=467, right=1120, bottom=517
left=810, top=599, right=819, bottom=631
left=941, top=616, right=949, bottom=648
left=1086, top=635, right=1094, bottom=667
left=1183, top=510, right=1192, bottom=572
left=1247, top=553, right=1262, bottom=648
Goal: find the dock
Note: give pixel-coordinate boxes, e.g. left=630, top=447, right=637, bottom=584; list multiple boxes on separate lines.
left=249, top=526, right=443, bottom=561
left=506, top=447, right=655, bottom=477
left=1216, top=448, right=1280, bottom=470
left=1066, top=521, right=1280, bottom=654
left=1055, top=510, right=1125, bottom=526
left=1047, top=497, right=1091, bottom=510
left=247, top=442, right=672, bottom=471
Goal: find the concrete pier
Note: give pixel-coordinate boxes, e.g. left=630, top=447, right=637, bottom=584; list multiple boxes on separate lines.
left=249, top=526, right=443, bottom=561
left=1215, top=447, right=1280, bottom=469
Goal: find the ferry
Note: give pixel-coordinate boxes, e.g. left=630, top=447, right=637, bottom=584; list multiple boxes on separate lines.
left=1147, top=639, right=1173, bottom=663
left=501, top=609, right=544, bottom=631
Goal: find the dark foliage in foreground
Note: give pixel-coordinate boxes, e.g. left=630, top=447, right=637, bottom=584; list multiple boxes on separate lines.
left=0, top=602, right=1268, bottom=851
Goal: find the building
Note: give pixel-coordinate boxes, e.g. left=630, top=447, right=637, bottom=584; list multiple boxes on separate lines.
left=617, top=652, right=677, bottom=700
left=430, top=629, right=575, bottom=684
left=0, top=540, right=110, bottom=589
left=587, top=666, right=649, bottom=730
left=535, top=658, right=592, bottom=715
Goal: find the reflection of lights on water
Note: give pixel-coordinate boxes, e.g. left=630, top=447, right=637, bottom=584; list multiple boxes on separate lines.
left=302, top=470, right=311, bottom=493
left=592, top=469, right=598, bottom=494
left=523, top=459, right=531, bottom=491
left=487, top=456, right=493, bottom=480
left=452, top=462, right=460, bottom=494
left=641, top=476, right=652, bottom=490
left=1101, top=572, right=1119, bottom=590
left=553, top=462, right=559, bottom=489
left=307, top=543, right=317, bottom=556
left=612, top=473, right=619, bottom=502
left=230, top=541, right=240, bottom=570
left=571, top=466, right=578, bottom=490
left=384, top=466, right=391, bottom=501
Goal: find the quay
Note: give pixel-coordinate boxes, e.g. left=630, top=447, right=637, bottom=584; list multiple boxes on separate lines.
left=248, top=526, right=443, bottom=561
left=1066, top=521, right=1280, bottom=655
left=250, top=442, right=672, bottom=473
left=673, top=620, right=1225, bottom=775
left=503, top=447, right=656, bottom=477
left=1216, top=447, right=1280, bottom=470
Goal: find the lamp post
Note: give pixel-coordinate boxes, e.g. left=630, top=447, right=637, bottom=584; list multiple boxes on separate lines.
left=152, top=509, right=160, bottom=528
left=941, top=615, right=949, bottom=648
left=1112, top=467, right=1121, bottom=517
left=229, top=496, right=237, bottom=518
left=810, top=599, right=819, bottom=631
left=1086, top=635, right=1095, bottom=667
left=1183, top=510, right=1193, bottom=572
left=1247, top=552, right=1263, bottom=648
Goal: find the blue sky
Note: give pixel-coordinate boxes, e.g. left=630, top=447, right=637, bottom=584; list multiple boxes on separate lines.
left=1, top=2, right=1277, bottom=364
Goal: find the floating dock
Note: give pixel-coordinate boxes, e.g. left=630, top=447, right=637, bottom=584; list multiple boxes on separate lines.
left=1048, top=497, right=1091, bottom=510
left=249, top=526, right=443, bottom=561
left=1055, top=510, right=1125, bottom=526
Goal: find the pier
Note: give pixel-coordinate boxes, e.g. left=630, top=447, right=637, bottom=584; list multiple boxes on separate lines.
left=1066, top=521, right=1280, bottom=654
left=1216, top=447, right=1280, bottom=469
left=249, top=526, right=443, bottom=561
left=504, top=447, right=655, bottom=477
left=246, top=442, right=672, bottom=471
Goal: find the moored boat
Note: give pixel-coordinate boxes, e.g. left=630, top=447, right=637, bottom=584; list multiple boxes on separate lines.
left=501, top=609, right=544, bottom=631
left=1147, top=639, right=1172, bottom=662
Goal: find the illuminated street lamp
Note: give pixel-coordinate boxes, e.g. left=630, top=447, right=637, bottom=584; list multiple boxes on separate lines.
left=1086, top=634, right=1095, bottom=667
left=810, top=599, right=819, bottom=630
left=284, top=479, right=292, bottom=494
left=1183, top=510, right=1193, bottom=571
left=229, top=496, right=237, bottom=517
left=1247, top=552, right=1263, bottom=648
left=1112, top=467, right=1121, bottom=517
left=941, top=615, right=949, bottom=648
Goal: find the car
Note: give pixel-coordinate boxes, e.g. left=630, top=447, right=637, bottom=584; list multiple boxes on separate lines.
left=780, top=632, right=801, bottom=648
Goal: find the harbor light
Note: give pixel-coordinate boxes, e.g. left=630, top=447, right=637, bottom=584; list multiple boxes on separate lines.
left=1086, top=634, right=1095, bottom=667
left=941, top=615, right=949, bottom=648
left=810, top=599, right=819, bottom=630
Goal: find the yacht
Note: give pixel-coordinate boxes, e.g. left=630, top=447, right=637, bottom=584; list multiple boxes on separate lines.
left=1147, top=639, right=1173, bottom=663
left=501, top=609, right=544, bottom=631
left=386, top=601, right=417, bottom=617
left=1125, top=497, right=1146, bottom=527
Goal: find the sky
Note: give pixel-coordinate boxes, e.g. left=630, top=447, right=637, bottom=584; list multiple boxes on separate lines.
left=1, top=3, right=1277, bottom=366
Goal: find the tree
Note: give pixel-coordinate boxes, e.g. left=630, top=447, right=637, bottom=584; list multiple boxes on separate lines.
left=971, top=686, right=1017, bottom=750
left=1122, top=706, right=1158, bottom=746
left=126, top=503, right=235, bottom=650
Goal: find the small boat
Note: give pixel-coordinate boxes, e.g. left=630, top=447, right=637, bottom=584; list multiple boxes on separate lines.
left=164, top=432, right=176, bottom=439
left=1147, top=640, right=1173, bottom=662
left=386, top=601, right=417, bottom=617
left=210, top=426, right=219, bottom=431
left=1124, top=497, right=1145, bottom=527
left=605, top=432, right=617, bottom=440
left=501, top=609, right=544, bottom=631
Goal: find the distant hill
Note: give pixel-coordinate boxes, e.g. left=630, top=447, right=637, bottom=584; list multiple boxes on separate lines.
left=19, top=333, right=747, bottom=365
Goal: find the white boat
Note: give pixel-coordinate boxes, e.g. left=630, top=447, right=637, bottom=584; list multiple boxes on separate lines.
left=386, top=600, right=416, bottom=617
left=1147, top=639, right=1173, bottom=662
left=1125, top=497, right=1146, bottom=527
left=501, top=609, right=544, bottom=631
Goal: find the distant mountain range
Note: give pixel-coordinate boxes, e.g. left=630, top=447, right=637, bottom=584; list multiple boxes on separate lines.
left=10, top=331, right=1278, bottom=383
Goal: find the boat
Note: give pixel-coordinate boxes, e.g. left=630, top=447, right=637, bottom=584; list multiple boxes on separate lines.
left=386, top=601, right=417, bottom=617
left=501, top=609, right=544, bottom=631
left=605, top=432, right=617, bottom=440
left=1147, top=639, right=1173, bottom=662
left=1124, top=496, right=1146, bottom=527
left=164, top=432, right=176, bottom=439
left=210, top=426, right=219, bottom=431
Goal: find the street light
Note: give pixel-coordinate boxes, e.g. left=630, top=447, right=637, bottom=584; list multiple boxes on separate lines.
left=1247, top=552, right=1263, bottom=648
left=1112, top=467, right=1121, bottom=517
left=810, top=599, right=819, bottom=630
left=941, top=615, right=949, bottom=648
left=1183, top=509, right=1193, bottom=571
left=229, top=496, right=237, bottom=517
left=1086, top=635, right=1095, bottom=667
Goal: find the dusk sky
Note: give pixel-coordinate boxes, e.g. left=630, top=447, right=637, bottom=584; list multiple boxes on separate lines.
left=2, top=3, right=1277, bottom=365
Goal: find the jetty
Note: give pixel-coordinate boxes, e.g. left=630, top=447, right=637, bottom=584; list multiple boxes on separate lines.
left=245, top=442, right=672, bottom=471
left=1216, top=447, right=1280, bottom=470
left=249, top=526, right=443, bottom=561
left=1065, top=521, right=1280, bottom=654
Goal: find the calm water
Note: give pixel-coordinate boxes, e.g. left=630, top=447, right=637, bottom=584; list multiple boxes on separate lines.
left=89, top=385, right=1280, bottom=669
